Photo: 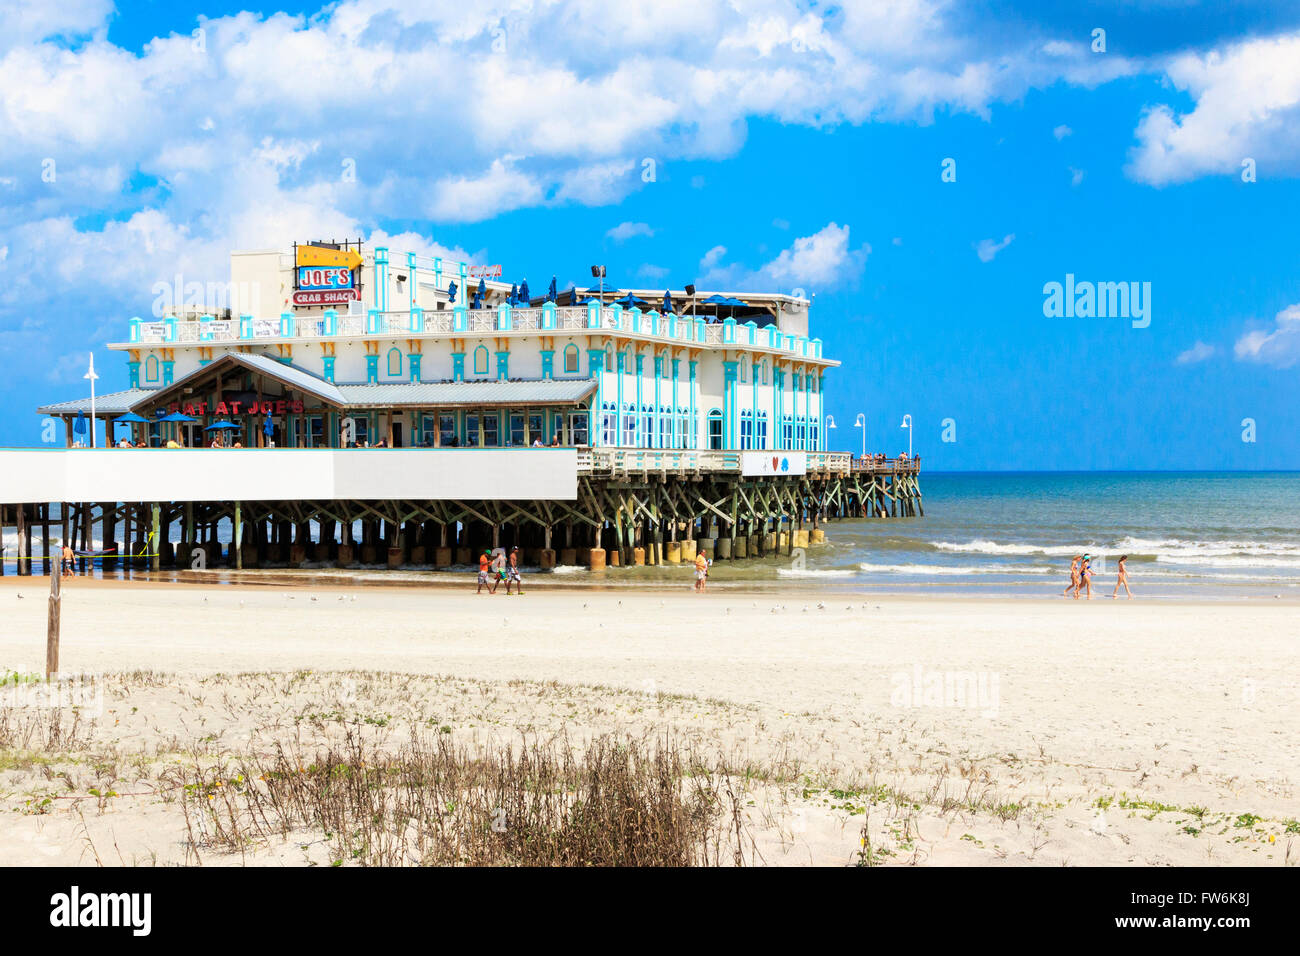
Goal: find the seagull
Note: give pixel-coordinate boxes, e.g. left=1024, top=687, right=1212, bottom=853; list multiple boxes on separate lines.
left=310, top=595, right=318, bottom=602
left=817, top=602, right=825, bottom=610
left=16, top=594, right=23, bottom=599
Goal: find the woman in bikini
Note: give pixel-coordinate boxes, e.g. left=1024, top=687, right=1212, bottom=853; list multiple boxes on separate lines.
left=1111, top=554, right=1133, bottom=599
left=1076, top=555, right=1093, bottom=600
left=1063, top=555, right=1081, bottom=598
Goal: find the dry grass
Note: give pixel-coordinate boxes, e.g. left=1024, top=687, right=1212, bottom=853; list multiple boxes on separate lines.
left=176, top=728, right=750, bottom=866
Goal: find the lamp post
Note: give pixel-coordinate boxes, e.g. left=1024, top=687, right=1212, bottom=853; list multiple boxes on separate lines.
left=84, top=352, right=99, bottom=449
left=591, top=265, right=606, bottom=305
left=853, top=412, right=865, bottom=460
left=824, top=414, right=836, bottom=454
left=900, top=413, right=913, bottom=459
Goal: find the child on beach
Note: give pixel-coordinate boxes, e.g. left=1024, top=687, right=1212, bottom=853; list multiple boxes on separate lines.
left=1111, top=555, right=1133, bottom=599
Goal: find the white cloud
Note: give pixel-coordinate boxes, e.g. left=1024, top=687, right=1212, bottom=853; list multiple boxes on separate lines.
left=638, top=263, right=670, bottom=281
left=1069, top=166, right=1085, bottom=186
left=1128, top=31, right=1300, bottom=185
left=1234, top=304, right=1300, bottom=368
left=1175, top=341, right=1216, bottom=365
left=974, top=233, right=1014, bottom=262
left=699, top=222, right=866, bottom=291
left=1053, top=124, right=1072, bottom=140
left=606, top=221, right=654, bottom=242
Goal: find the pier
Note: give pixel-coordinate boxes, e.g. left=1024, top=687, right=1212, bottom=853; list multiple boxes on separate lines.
left=0, top=448, right=921, bottom=575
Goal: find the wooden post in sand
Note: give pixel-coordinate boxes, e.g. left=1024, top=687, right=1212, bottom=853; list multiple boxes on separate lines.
left=234, top=501, right=243, bottom=570
left=47, top=564, right=61, bottom=679
left=16, top=504, right=26, bottom=577
left=150, top=503, right=161, bottom=572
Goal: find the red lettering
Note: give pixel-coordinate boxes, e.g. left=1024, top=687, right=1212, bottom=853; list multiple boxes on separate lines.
left=216, top=402, right=228, bottom=415
left=183, top=403, right=194, bottom=416
left=198, top=402, right=208, bottom=415
left=276, top=400, right=286, bottom=415
left=230, top=401, right=241, bottom=414
left=292, top=400, right=304, bottom=414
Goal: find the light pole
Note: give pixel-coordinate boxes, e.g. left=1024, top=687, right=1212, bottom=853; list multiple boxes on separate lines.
left=853, top=412, right=865, bottom=460
left=900, top=413, right=913, bottom=458
left=84, top=352, right=99, bottom=449
left=591, top=265, right=606, bottom=305
left=824, top=414, right=836, bottom=453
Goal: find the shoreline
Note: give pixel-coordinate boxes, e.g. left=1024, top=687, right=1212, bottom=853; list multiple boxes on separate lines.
left=0, top=568, right=1296, bottom=604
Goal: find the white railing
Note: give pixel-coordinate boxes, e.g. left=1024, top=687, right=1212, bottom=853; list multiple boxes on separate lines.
left=127, top=306, right=821, bottom=359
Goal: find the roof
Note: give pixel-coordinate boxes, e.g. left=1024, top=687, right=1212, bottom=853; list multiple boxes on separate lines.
left=336, top=378, right=596, bottom=408
left=37, top=388, right=159, bottom=415
left=132, top=351, right=347, bottom=410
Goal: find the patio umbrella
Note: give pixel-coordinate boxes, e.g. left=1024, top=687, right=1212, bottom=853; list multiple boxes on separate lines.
left=477, top=277, right=487, bottom=300
left=204, top=420, right=240, bottom=431
left=156, top=412, right=196, bottom=422
left=519, top=279, right=531, bottom=304
left=702, top=294, right=747, bottom=320
left=447, top=280, right=457, bottom=304
left=613, top=293, right=650, bottom=309
left=73, top=411, right=87, bottom=436
left=263, top=414, right=273, bottom=438
left=662, top=290, right=674, bottom=314
left=113, top=413, right=151, bottom=424
left=547, top=276, right=557, bottom=303
left=508, top=283, right=518, bottom=306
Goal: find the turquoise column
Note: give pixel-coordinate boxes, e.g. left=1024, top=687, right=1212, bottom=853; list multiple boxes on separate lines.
left=540, top=349, right=554, bottom=379
left=775, top=369, right=784, bottom=449
left=653, top=355, right=663, bottom=449
left=671, top=358, right=680, bottom=448
left=587, top=348, right=605, bottom=446
left=407, top=251, right=417, bottom=312
left=451, top=352, right=465, bottom=381
left=322, top=356, right=336, bottom=382
left=365, top=354, right=378, bottom=384
left=128, top=361, right=141, bottom=388
left=162, top=361, right=174, bottom=385
left=688, top=360, right=698, bottom=449
left=804, top=368, right=813, bottom=450
left=634, top=353, right=644, bottom=447
left=495, top=350, right=509, bottom=380
left=409, top=353, right=422, bottom=383
left=722, top=360, right=738, bottom=449
left=615, top=350, right=626, bottom=446
left=375, top=246, right=389, bottom=311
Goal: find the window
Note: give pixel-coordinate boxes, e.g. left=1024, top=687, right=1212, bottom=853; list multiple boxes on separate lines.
left=309, top=416, right=325, bottom=447
left=570, top=411, right=589, bottom=446
left=483, top=412, right=500, bottom=447
left=811, top=419, right=820, bottom=451
left=464, top=413, right=479, bottom=447
left=678, top=408, right=690, bottom=449
left=563, top=345, right=579, bottom=374
left=740, top=410, right=753, bottom=450
left=707, top=408, right=723, bottom=450
left=757, top=411, right=768, bottom=449
left=782, top=416, right=793, bottom=450
left=622, top=404, right=636, bottom=446
left=601, top=402, right=616, bottom=446
left=510, top=413, right=525, bottom=447
left=354, top=417, right=370, bottom=447
left=658, top=406, right=669, bottom=449
left=641, top=404, right=652, bottom=448
left=797, top=417, right=807, bottom=451
left=144, top=355, right=159, bottom=383
left=761, top=361, right=769, bottom=385
left=604, top=347, right=614, bottom=373
left=439, top=414, right=457, bottom=447
left=387, top=347, right=402, bottom=377
left=528, top=412, right=544, bottom=444
left=473, top=345, right=489, bottom=375
left=739, top=361, right=747, bottom=384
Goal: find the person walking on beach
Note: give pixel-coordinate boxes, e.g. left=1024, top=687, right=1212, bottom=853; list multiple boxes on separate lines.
left=60, top=541, right=75, bottom=577
left=476, top=549, right=492, bottom=594
left=693, top=550, right=710, bottom=592
left=1063, top=555, right=1081, bottom=598
left=1076, top=554, right=1093, bottom=600
left=504, top=546, right=523, bottom=595
left=1111, top=555, right=1134, bottom=599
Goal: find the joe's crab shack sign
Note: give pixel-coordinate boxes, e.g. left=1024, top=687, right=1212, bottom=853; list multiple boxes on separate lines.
left=156, top=399, right=307, bottom=418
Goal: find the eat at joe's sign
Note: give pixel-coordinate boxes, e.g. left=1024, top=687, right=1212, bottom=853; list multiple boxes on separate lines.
left=161, top=399, right=306, bottom=417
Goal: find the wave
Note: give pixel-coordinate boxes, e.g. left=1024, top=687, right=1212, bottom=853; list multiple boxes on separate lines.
left=776, top=568, right=859, bottom=578
left=859, top=562, right=1054, bottom=576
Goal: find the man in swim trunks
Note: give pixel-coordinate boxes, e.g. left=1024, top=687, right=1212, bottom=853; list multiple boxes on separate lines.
left=505, top=546, right=523, bottom=595
left=476, top=550, right=492, bottom=593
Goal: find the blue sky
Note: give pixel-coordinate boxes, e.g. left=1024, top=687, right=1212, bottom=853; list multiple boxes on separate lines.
left=2, top=0, right=1298, bottom=469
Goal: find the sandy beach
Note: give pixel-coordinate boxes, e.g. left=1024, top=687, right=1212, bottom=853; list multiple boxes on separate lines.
left=0, top=575, right=1296, bottom=866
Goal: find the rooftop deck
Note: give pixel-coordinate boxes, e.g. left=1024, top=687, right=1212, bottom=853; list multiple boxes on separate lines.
left=119, top=305, right=831, bottom=362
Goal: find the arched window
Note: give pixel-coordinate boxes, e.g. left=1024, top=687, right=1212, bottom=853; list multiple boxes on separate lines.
left=144, top=355, right=159, bottom=383
left=761, top=360, right=769, bottom=385
left=473, top=345, right=489, bottom=375
left=739, top=361, right=747, bottom=384
left=387, top=347, right=402, bottom=377
left=563, top=344, right=579, bottom=374
left=707, top=408, right=723, bottom=450
left=604, top=346, right=614, bottom=373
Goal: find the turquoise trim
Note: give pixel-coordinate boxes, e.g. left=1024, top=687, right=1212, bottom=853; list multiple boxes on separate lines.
left=453, top=305, right=467, bottom=332
left=688, top=360, right=698, bottom=449
left=322, top=356, right=336, bottom=382
left=587, top=348, right=604, bottom=447
left=409, top=353, right=422, bottom=382
left=323, top=309, right=338, bottom=335
left=365, top=354, right=379, bottom=384
left=451, top=352, right=465, bottom=381
left=495, top=350, right=509, bottom=380
left=127, top=360, right=141, bottom=388
left=239, top=314, right=252, bottom=338
left=540, top=349, right=554, bottom=380
left=280, top=311, right=293, bottom=337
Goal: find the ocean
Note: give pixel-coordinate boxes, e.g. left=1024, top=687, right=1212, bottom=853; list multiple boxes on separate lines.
left=754, top=471, right=1300, bottom=597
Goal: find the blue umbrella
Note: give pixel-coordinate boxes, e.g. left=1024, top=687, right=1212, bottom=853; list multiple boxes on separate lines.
left=114, top=412, right=151, bottom=424
left=519, top=279, right=531, bottom=304
left=508, top=283, right=518, bottom=306
left=73, top=411, right=87, bottom=435
left=613, top=293, right=650, bottom=309
left=547, top=276, right=557, bottom=303
left=156, top=411, right=196, bottom=422
left=662, top=290, right=674, bottom=314
left=477, top=277, right=487, bottom=299
left=263, top=414, right=273, bottom=437
left=447, top=280, right=457, bottom=304
left=204, top=420, right=240, bottom=431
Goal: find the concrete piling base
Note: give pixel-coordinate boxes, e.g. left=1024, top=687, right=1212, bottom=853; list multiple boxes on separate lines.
left=681, top=539, right=697, bottom=561
left=588, top=548, right=606, bottom=570
left=539, top=549, right=556, bottom=569
left=733, top=536, right=747, bottom=559
left=715, top=537, right=732, bottom=560
left=386, top=547, right=403, bottom=569
left=633, top=547, right=645, bottom=566
left=811, top=528, right=825, bottom=544
left=666, top=541, right=682, bottom=563
left=336, top=544, right=355, bottom=566
left=559, top=547, right=577, bottom=566
left=434, top=547, right=452, bottom=567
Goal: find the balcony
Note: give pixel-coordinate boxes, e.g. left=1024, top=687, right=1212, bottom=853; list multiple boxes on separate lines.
left=123, top=304, right=828, bottom=361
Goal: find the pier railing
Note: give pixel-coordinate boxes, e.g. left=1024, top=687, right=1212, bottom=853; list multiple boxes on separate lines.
left=125, top=305, right=827, bottom=360
left=575, top=449, right=917, bottom=477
